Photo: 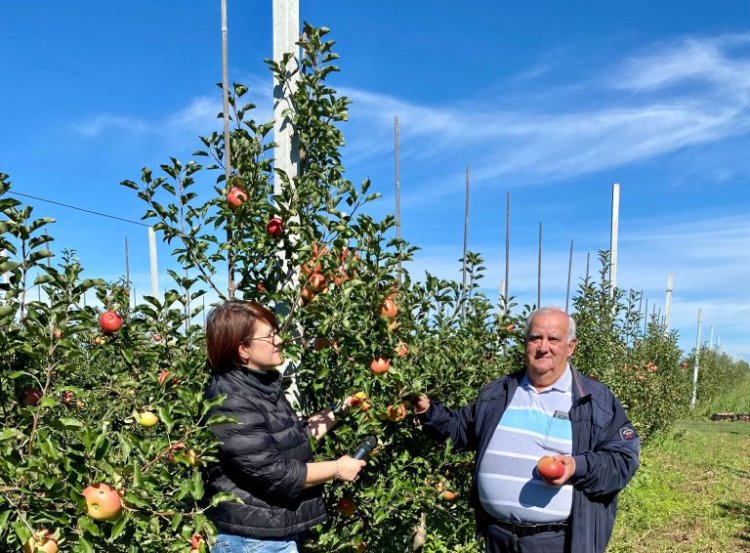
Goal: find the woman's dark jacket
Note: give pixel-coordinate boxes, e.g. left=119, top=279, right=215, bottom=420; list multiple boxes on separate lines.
left=420, top=366, right=640, bottom=553
left=203, top=367, right=326, bottom=538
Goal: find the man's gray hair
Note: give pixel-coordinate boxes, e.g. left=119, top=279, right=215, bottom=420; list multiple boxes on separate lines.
left=524, top=307, right=576, bottom=341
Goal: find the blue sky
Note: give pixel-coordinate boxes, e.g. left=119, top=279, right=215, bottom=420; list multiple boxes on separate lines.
left=2, top=1, right=749, bottom=362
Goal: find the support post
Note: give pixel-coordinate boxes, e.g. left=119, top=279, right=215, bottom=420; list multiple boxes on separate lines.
left=609, top=183, right=620, bottom=292
left=148, top=227, right=159, bottom=299
left=664, top=273, right=673, bottom=332
left=691, top=308, right=702, bottom=409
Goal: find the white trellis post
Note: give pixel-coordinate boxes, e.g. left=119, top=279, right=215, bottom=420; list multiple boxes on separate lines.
left=691, top=308, right=702, bottom=409
left=609, top=183, right=620, bottom=293
left=148, top=227, right=159, bottom=299
left=664, top=273, right=673, bottom=332
left=273, top=0, right=300, bottom=403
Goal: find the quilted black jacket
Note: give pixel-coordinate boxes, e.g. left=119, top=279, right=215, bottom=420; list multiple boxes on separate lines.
left=203, top=367, right=326, bottom=538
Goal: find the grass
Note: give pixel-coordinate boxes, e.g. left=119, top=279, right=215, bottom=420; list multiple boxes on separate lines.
left=607, top=419, right=750, bottom=552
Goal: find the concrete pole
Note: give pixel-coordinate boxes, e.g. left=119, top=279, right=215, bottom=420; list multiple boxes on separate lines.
left=609, top=183, right=620, bottom=292
left=272, top=0, right=300, bottom=197
left=461, top=166, right=470, bottom=318
left=664, top=273, right=673, bottom=332
left=273, top=0, right=300, bottom=404
left=691, top=308, right=702, bottom=409
left=148, top=227, right=159, bottom=299
left=395, top=115, right=402, bottom=282
left=537, top=222, right=543, bottom=309
left=503, top=192, right=510, bottom=315
left=565, top=240, right=574, bottom=313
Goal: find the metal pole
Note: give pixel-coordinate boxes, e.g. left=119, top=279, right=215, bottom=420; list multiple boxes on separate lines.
left=691, top=308, right=702, bottom=409
left=395, top=115, right=402, bottom=282
left=565, top=240, right=574, bottom=312
left=537, top=222, right=543, bottom=308
left=461, top=166, right=470, bottom=317
left=504, top=192, right=510, bottom=314
left=148, top=227, right=159, bottom=299
left=709, top=324, right=714, bottom=350
left=609, top=183, right=620, bottom=292
left=220, top=0, right=235, bottom=299
left=643, top=298, right=649, bottom=334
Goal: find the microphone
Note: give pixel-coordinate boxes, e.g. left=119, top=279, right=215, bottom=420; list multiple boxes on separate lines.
left=351, top=435, right=377, bottom=460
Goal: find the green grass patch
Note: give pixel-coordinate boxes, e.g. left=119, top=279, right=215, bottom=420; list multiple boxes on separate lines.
left=607, top=421, right=750, bottom=552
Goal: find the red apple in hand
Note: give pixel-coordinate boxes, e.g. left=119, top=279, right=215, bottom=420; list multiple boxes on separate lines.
left=226, top=186, right=247, bottom=209
left=266, top=217, right=284, bottom=237
left=98, top=311, right=123, bottom=333
left=537, top=456, right=565, bottom=483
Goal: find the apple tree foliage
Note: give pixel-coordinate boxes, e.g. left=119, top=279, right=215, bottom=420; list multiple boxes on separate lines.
left=1, top=25, right=749, bottom=553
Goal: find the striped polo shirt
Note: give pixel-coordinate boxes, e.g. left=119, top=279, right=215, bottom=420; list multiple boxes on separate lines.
left=477, top=366, right=573, bottom=523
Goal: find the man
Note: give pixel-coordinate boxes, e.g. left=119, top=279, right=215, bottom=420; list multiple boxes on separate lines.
left=412, top=307, right=639, bottom=553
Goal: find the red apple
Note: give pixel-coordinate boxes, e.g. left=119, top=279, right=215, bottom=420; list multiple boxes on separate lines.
left=537, top=456, right=565, bottom=483
left=62, top=390, right=75, bottom=406
left=370, top=356, right=391, bottom=375
left=158, top=370, right=171, bottom=385
left=309, top=272, right=327, bottom=292
left=98, top=311, right=123, bottom=333
left=386, top=402, right=407, bottom=422
left=22, top=388, right=42, bottom=407
left=23, top=529, right=58, bottom=553
left=379, top=297, right=398, bottom=319
left=189, top=534, right=205, bottom=553
left=337, top=497, right=356, bottom=517
left=82, top=483, right=122, bottom=520
left=226, top=186, right=247, bottom=209
left=266, top=217, right=284, bottom=237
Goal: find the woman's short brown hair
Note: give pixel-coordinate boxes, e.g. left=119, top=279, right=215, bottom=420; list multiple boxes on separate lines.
left=205, top=301, right=279, bottom=373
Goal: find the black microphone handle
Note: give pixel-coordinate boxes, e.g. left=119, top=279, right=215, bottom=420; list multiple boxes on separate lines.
left=351, top=436, right=377, bottom=460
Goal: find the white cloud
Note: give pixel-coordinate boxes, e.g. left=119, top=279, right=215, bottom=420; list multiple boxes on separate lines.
left=340, top=33, right=750, bottom=198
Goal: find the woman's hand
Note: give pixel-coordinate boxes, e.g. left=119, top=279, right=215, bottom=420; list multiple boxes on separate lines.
left=335, top=455, right=366, bottom=481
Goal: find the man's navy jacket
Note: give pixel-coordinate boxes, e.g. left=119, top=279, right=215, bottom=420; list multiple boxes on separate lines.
left=420, top=366, right=640, bottom=553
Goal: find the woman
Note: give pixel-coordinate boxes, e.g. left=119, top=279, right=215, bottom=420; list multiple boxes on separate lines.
left=203, top=300, right=365, bottom=553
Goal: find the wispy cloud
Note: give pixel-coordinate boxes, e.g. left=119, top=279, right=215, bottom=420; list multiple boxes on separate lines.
left=341, top=33, right=750, bottom=197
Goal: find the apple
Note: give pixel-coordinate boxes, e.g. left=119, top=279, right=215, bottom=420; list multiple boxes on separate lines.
left=158, top=370, right=171, bottom=385
left=226, top=186, right=247, bottom=209
left=386, top=402, right=407, bottom=422
left=189, top=534, right=205, bottom=553
left=379, top=297, right=398, bottom=319
left=82, top=483, right=122, bottom=520
left=93, top=335, right=106, bottom=346
left=370, top=356, right=391, bottom=375
left=313, top=336, right=331, bottom=351
left=98, top=311, right=123, bottom=333
left=396, top=342, right=408, bottom=357
left=22, top=388, right=42, bottom=407
left=62, top=390, right=75, bottom=406
left=331, top=267, right=348, bottom=286
left=52, top=328, right=62, bottom=340
left=266, top=216, right=284, bottom=237
left=23, top=529, right=58, bottom=553
left=166, top=442, right=186, bottom=464
left=441, top=490, right=457, bottom=501
left=256, top=282, right=266, bottom=292
left=337, top=497, right=356, bottom=517
left=309, top=272, right=327, bottom=292
left=134, top=410, right=159, bottom=428
left=300, top=287, right=316, bottom=304
left=537, top=456, right=565, bottom=482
